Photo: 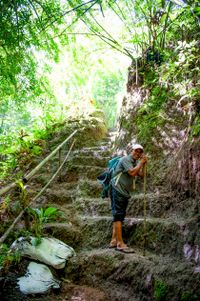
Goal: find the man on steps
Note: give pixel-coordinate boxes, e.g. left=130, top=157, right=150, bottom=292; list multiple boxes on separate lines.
left=109, top=144, right=147, bottom=253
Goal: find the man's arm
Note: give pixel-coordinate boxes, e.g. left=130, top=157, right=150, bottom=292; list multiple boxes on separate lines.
left=127, top=156, right=147, bottom=177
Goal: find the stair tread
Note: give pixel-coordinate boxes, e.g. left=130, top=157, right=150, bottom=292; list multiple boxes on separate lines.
left=76, top=246, right=185, bottom=262
left=69, top=247, right=198, bottom=275
left=72, top=164, right=105, bottom=169
left=78, top=215, right=187, bottom=224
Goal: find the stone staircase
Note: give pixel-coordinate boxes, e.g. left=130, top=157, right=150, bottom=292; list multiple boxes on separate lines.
left=2, top=133, right=199, bottom=301
left=38, top=134, right=200, bottom=300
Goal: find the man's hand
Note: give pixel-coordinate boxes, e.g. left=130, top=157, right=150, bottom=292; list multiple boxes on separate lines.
left=140, top=155, right=148, bottom=165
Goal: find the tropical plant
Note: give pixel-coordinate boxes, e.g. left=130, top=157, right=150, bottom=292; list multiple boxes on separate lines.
left=0, top=243, right=21, bottom=270
left=27, top=206, right=61, bottom=244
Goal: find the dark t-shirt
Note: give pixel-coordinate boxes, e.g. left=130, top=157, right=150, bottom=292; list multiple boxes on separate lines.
left=111, top=155, right=137, bottom=197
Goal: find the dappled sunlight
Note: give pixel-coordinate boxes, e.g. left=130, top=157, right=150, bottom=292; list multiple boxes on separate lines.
left=63, top=96, right=96, bottom=119
left=155, top=124, right=184, bottom=152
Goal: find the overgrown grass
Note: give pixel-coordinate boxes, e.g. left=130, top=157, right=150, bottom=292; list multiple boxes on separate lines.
left=0, top=110, right=107, bottom=182
left=153, top=279, right=168, bottom=301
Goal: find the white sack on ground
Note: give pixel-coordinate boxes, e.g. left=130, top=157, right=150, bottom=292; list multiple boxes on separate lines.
left=11, top=236, right=75, bottom=269
left=17, top=262, right=60, bottom=294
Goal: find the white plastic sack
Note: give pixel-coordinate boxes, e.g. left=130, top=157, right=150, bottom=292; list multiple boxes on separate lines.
left=11, top=236, right=75, bottom=269
left=17, top=262, right=60, bottom=294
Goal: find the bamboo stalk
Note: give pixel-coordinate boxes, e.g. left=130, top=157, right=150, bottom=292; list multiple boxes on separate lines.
left=0, top=210, right=25, bottom=244
left=24, top=130, right=77, bottom=181
left=0, top=139, right=76, bottom=244
left=31, top=139, right=76, bottom=203
left=58, top=148, right=62, bottom=181
left=0, top=130, right=77, bottom=197
left=0, top=183, right=17, bottom=197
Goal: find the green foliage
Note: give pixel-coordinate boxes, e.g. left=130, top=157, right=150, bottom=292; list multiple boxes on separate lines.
left=3, top=196, right=12, bottom=210
left=0, top=157, right=17, bottom=181
left=0, top=243, right=21, bottom=269
left=191, top=115, right=200, bottom=136
left=181, top=291, right=199, bottom=301
left=0, top=0, right=199, bottom=183
left=0, top=134, right=37, bottom=181
left=0, top=244, right=9, bottom=267
left=27, top=206, right=61, bottom=243
left=134, top=31, right=199, bottom=145
left=159, top=40, right=200, bottom=91
left=0, top=4, right=128, bottom=177
left=67, top=0, right=199, bottom=61
left=16, top=180, right=29, bottom=208
left=92, top=69, right=126, bottom=127
left=136, top=76, right=169, bottom=142
left=153, top=279, right=168, bottom=301
left=0, top=0, right=66, bottom=107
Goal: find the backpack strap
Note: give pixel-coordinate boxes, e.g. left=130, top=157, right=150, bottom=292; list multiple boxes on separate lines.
left=113, top=171, right=122, bottom=186
left=114, top=172, right=136, bottom=190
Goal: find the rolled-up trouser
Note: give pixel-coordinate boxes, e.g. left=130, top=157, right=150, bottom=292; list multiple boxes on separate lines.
left=110, top=186, right=129, bottom=222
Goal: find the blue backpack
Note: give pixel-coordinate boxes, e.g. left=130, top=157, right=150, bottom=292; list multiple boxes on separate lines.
left=97, top=156, right=121, bottom=199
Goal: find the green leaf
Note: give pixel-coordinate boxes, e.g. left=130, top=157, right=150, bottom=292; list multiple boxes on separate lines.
left=44, top=207, right=58, bottom=217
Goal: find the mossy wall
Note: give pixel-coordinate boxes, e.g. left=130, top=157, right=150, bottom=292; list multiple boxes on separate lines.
left=115, top=60, right=200, bottom=198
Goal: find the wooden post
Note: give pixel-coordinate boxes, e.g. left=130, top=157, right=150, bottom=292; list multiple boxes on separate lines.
left=19, top=184, right=30, bottom=230
left=24, top=210, right=30, bottom=230
left=143, top=163, right=147, bottom=256
left=136, top=58, right=138, bottom=85
left=58, top=148, right=62, bottom=181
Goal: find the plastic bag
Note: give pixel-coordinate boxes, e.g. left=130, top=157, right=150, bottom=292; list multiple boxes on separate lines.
left=11, top=236, right=75, bottom=269
left=17, top=262, right=60, bottom=294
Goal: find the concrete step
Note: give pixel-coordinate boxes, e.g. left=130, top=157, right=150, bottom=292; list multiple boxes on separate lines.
left=72, top=147, right=111, bottom=157
left=67, top=154, right=110, bottom=168
left=32, top=165, right=104, bottom=186
left=71, top=191, right=175, bottom=218
left=74, top=215, right=200, bottom=261
left=43, top=187, right=77, bottom=204
left=64, top=248, right=200, bottom=301
left=76, top=179, right=102, bottom=198
left=128, top=191, right=173, bottom=218
left=128, top=192, right=200, bottom=219
left=74, top=197, right=110, bottom=216
left=62, top=165, right=105, bottom=181
left=46, top=179, right=102, bottom=199
left=43, top=222, right=81, bottom=250
left=80, top=146, right=110, bottom=151
left=28, top=179, right=103, bottom=206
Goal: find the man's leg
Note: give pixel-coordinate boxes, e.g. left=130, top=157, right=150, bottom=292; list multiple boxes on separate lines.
left=109, top=187, right=117, bottom=247
left=110, top=187, right=128, bottom=248
left=109, top=223, right=117, bottom=247
left=115, top=221, right=127, bottom=248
